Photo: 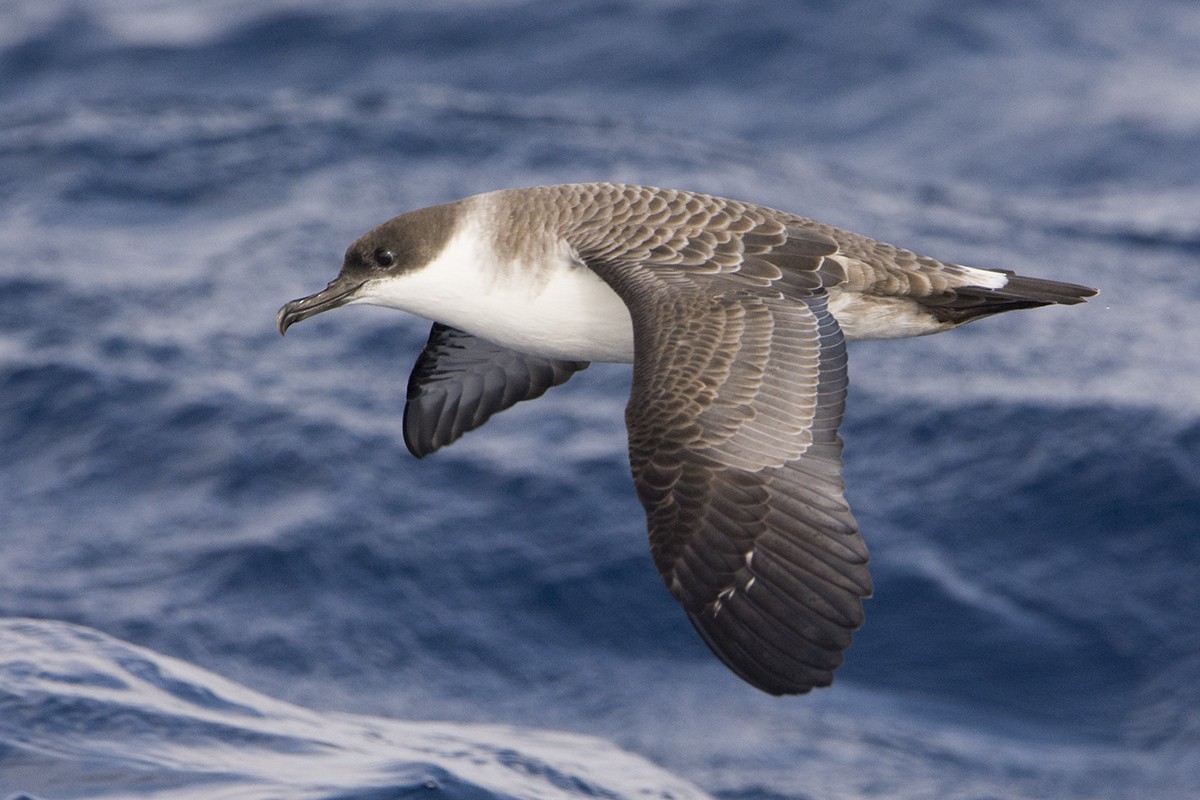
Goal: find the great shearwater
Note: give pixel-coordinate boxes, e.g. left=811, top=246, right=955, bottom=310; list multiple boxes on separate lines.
left=277, top=183, right=1096, bottom=695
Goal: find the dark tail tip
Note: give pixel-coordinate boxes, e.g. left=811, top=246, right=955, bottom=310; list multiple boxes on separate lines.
left=929, top=273, right=1097, bottom=324
left=1000, top=273, right=1098, bottom=305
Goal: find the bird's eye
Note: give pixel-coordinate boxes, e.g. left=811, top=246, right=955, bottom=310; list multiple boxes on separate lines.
left=373, top=248, right=396, bottom=267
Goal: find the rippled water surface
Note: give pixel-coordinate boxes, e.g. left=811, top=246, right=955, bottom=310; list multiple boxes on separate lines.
left=2, top=2, right=1199, bottom=798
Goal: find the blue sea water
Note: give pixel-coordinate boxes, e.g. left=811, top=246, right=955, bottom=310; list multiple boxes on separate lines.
left=2, top=1, right=1199, bottom=798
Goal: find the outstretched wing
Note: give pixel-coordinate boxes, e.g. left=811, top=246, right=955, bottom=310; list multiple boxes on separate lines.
left=626, top=290, right=868, bottom=694
left=404, top=323, right=589, bottom=457
left=566, top=185, right=871, bottom=694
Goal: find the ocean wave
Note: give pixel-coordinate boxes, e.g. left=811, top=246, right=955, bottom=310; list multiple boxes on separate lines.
left=0, top=618, right=710, bottom=800
left=4, top=1, right=1200, bottom=796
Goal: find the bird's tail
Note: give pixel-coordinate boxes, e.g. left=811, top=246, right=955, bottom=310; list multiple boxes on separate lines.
left=927, top=271, right=1097, bottom=325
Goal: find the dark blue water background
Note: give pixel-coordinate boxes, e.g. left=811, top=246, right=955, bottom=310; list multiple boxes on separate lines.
left=2, top=1, right=1198, bottom=798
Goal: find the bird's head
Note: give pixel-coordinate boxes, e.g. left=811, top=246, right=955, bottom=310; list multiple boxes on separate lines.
left=276, top=203, right=458, bottom=335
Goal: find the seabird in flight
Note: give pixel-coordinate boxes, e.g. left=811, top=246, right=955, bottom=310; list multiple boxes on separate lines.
left=277, top=183, right=1096, bottom=694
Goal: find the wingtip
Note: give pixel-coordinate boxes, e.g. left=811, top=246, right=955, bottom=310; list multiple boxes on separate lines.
left=401, top=416, right=436, bottom=459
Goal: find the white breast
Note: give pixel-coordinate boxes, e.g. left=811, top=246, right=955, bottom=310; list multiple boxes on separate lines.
left=351, top=219, right=636, bottom=363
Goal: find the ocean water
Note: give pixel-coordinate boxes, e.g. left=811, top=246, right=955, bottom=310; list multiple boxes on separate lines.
left=2, top=1, right=1199, bottom=798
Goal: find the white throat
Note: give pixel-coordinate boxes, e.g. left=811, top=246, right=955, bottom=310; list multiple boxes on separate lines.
left=352, top=219, right=636, bottom=363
